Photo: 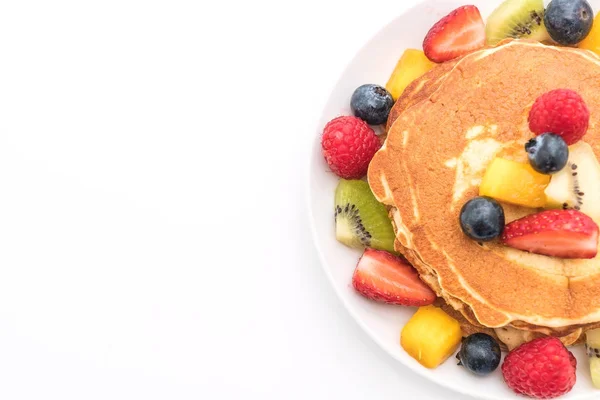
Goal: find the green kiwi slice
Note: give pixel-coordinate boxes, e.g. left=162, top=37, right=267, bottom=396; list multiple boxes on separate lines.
left=586, top=329, right=600, bottom=388
left=334, top=179, right=395, bottom=253
left=486, top=0, right=550, bottom=45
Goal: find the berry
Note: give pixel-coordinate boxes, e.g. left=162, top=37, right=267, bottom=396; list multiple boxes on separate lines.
left=528, top=89, right=590, bottom=145
left=501, top=209, right=599, bottom=259
left=321, top=116, right=381, bottom=179
left=352, top=248, right=436, bottom=306
left=423, top=5, right=485, bottom=63
left=502, top=337, right=576, bottom=399
left=525, top=133, right=569, bottom=174
left=350, top=84, right=394, bottom=125
left=459, top=197, right=505, bottom=242
left=545, top=0, right=594, bottom=45
left=457, top=333, right=501, bottom=376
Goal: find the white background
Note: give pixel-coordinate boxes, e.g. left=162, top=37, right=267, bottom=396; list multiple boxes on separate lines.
left=0, top=0, right=467, bottom=399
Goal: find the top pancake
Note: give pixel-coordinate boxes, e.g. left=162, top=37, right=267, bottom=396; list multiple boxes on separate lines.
left=369, top=40, right=600, bottom=330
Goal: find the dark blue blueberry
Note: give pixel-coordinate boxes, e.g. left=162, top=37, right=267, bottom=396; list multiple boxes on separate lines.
left=544, top=0, right=594, bottom=45
left=457, top=333, right=501, bottom=376
left=459, top=197, right=505, bottom=242
left=525, top=133, right=569, bottom=174
left=350, top=84, right=394, bottom=125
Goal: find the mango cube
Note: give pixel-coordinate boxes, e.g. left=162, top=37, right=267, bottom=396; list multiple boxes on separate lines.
left=579, top=13, right=600, bottom=56
left=400, top=305, right=462, bottom=369
left=386, top=49, right=434, bottom=100
left=479, top=158, right=550, bottom=208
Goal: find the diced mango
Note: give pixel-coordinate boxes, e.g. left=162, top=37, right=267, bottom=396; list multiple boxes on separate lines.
left=385, top=49, right=434, bottom=100
left=579, top=13, right=600, bottom=56
left=479, top=158, right=550, bottom=208
left=400, top=305, right=462, bottom=369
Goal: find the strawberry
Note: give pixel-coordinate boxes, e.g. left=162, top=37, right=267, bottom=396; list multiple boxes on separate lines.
left=501, top=209, right=599, bottom=259
left=422, top=5, right=485, bottom=63
left=502, top=337, right=576, bottom=399
left=352, top=248, right=436, bottom=306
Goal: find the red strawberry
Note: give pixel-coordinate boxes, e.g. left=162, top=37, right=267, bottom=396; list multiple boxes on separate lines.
left=502, top=337, right=576, bottom=399
left=501, top=209, right=599, bottom=259
left=352, top=248, right=436, bottom=306
left=528, top=89, right=590, bottom=145
left=422, top=5, right=485, bottom=63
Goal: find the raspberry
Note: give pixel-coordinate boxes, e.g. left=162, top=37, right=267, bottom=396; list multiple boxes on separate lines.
left=528, top=89, right=590, bottom=145
left=321, top=116, right=381, bottom=179
left=501, top=337, right=576, bottom=399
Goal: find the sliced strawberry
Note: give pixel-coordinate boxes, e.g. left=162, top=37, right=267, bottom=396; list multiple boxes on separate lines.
left=501, top=210, right=599, bottom=259
left=422, top=5, right=485, bottom=63
left=352, top=248, right=436, bottom=306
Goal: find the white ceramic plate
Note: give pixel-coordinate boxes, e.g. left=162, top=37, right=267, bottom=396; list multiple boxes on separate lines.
left=308, top=0, right=600, bottom=398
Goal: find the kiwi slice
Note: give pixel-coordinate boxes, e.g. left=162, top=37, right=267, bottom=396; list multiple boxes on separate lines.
left=486, top=0, right=550, bottom=45
left=545, top=142, right=600, bottom=224
left=335, top=179, right=395, bottom=253
left=586, top=328, right=600, bottom=388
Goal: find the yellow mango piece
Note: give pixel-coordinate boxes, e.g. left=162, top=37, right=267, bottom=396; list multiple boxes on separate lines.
left=400, top=305, right=462, bottom=369
left=479, top=158, right=550, bottom=208
left=385, top=49, right=434, bottom=100
left=579, top=13, right=600, bottom=55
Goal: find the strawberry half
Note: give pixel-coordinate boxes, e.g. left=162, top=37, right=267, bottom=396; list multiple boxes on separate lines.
left=422, top=5, right=485, bottom=63
left=501, top=210, right=599, bottom=259
left=352, top=248, right=436, bottom=306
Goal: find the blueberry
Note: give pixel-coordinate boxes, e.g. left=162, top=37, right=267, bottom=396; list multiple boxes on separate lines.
left=350, top=84, right=394, bottom=125
left=459, top=197, right=505, bottom=242
left=545, top=0, right=594, bottom=45
left=457, top=333, right=501, bottom=376
left=525, top=133, right=569, bottom=174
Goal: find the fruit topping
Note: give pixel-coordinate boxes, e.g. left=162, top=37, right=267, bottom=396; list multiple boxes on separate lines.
left=579, top=12, right=600, bottom=54
left=528, top=89, right=590, bottom=145
left=545, top=0, right=594, bottom=45
left=485, top=0, right=549, bottom=45
left=501, top=337, right=576, bottom=399
left=501, top=209, right=599, bottom=259
left=335, top=179, right=396, bottom=253
left=350, top=84, right=394, bottom=126
left=386, top=49, right=434, bottom=101
left=321, top=116, right=381, bottom=179
left=545, top=141, right=600, bottom=223
left=525, top=133, right=569, bottom=174
left=456, top=333, right=501, bottom=376
left=352, top=248, right=436, bottom=306
left=423, top=5, right=485, bottom=63
left=585, top=328, right=600, bottom=388
left=479, top=158, right=550, bottom=208
left=401, top=305, right=462, bottom=369
left=459, top=197, right=505, bottom=242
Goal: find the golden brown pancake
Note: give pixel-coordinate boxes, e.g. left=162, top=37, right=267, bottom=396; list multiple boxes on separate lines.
left=369, top=40, right=600, bottom=347
left=385, top=59, right=458, bottom=132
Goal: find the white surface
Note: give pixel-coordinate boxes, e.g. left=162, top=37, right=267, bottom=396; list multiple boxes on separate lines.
left=0, top=1, right=587, bottom=400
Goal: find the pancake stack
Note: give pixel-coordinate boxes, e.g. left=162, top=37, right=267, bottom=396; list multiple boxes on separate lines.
left=368, top=40, right=600, bottom=349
